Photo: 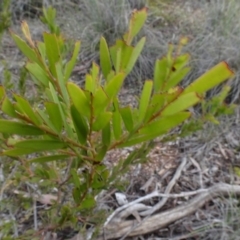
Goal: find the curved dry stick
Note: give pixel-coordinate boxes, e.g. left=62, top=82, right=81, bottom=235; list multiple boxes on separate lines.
left=96, top=183, right=240, bottom=240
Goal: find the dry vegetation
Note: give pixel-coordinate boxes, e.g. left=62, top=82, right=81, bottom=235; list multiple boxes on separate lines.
left=1, top=0, right=240, bottom=239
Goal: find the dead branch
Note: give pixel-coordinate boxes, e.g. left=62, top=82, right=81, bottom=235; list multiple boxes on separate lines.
left=94, top=183, right=240, bottom=239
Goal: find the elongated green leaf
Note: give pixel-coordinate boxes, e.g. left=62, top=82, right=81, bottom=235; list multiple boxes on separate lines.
left=0, top=86, right=5, bottom=102
left=43, top=33, right=60, bottom=77
left=1, top=98, right=17, bottom=118
left=104, top=72, right=125, bottom=99
left=174, top=54, right=190, bottom=70
left=144, top=94, right=165, bottom=122
left=123, top=7, right=147, bottom=45
left=71, top=169, right=81, bottom=188
left=70, top=105, right=88, bottom=144
left=30, top=154, right=69, bottom=163
left=120, top=112, right=191, bottom=147
left=85, top=74, right=94, bottom=93
left=102, top=122, right=111, bottom=146
left=14, top=95, right=42, bottom=125
left=55, top=62, right=69, bottom=104
left=138, top=81, right=153, bottom=122
left=121, top=44, right=133, bottom=70
left=37, top=41, right=46, bottom=60
left=0, top=120, right=44, bottom=135
left=153, top=58, right=168, bottom=92
left=37, top=109, right=57, bottom=133
left=45, top=102, right=63, bottom=133
left=64, top=41, right=81, bottom=82
left=111, top=99, right=121, bottom=137
left=79, top=194, right=95, bottom=209
left=120, top=107, right=134, bottom=132
left=26, top=63, right=51, bottom=86
left=92, top=112, right=112, bottom=131
left=115, top=48, right=122, bottom=73
left=100, top=37, right=112, bottom=79
left=90, top=62, right=99, bottom=81
left=161, top=92, right=200, bottom=116
left=67, top=82, right=90, bottom=118
left=49, top=82, right=73, bottom=138
left=163, top=67, right=190, bottom=91
left=3, top=148, right=40, bottom=157
left=140, top=112, right=191, bottom=135
left=10, top=32, right=42, bottom=66
left=14, top=139, right=67, bottom=151
left=126, top=37, right=146, bottom=75
left=112, top=109, right=122, bottom=139
left=183, top=62, right=234, bottom=95
left=93, top=87, right=108, bottom=117
left=95, top=145, right=108, bottom=162
left=109, top=40, right=124, bottom=73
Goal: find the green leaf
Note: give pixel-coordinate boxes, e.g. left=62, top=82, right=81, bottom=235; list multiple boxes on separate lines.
left=37, top=108, right=57, bottom=133
left=163, top=67, right=190, bottom=91
left=92, top=87, right=108, bottom=117
left=14, top=95, right=42, bottom=125
left=64, top=41, right=81, bottom=82
left=92, top=112, right=112, bottom=131
left=45, top=102, right=63, bottom=133
left=100, top=37, right=112, bottom=79
left=121, top=44, right=134, bottom=70
left=85, top=74, right=95, bottom=93
left=4, top=140, right=67, bottom=157
left=104, top=72, right=125, bottom=100
left=123, top=7, right=147, bottom=45
left=10, top=32, right=42, bottom=66
left=14, top=139, right=67, bottom=151
left=102, top=122, right=111, bottom=146
left=112, top=104, right=122, bottom=139
left=0, top=85, right=5, bottom=102
left=3, top=148, right=41, bottom=157
left=70, top=105, right=88, bottom=144
left=1, top=97, right=17, bottom=118
left=72, top=187, right=82, bottom=205
left=0, top=120, right=44, bottom=135
left=174, top=54, right=190, bottom=70
left=126, top=37, right=146, bottom=75
left=110, top=40, right=133, bottom=72
left=71, top=169, right=81, bottom=188
left=55, top=62, right=69, bottom=104
left=43, top=32, right=61, bottom=77
left=37, top=41, right=46, bottom=60
left=95, top=145, right=108, bottom=162
left=120, top=112, right=191, bottom=147
left=90, top=62, right=100, bottom=81
left=79, top=194, right=95, bottom=209
left=109, top=40, right=124, bottom=72
left=120, top=107, right=134, bottom=132
left=67, top=82, right=90, bottom=118
left=161, top=92, right=201, bottom=116
left=30, top=154, right=69, bottom=163
left=26, top=62, right=51, bottom=87
left=183, top=62, right=234, bottom=95
left=115, top=48, right=122, bottom=73
left=92, top=165, right=109, bottom=189
left=145, top=93, right=165, bottom=121
left=153, top=58, right=168, bottom=93
left=138, top=80, right=153, bottom=122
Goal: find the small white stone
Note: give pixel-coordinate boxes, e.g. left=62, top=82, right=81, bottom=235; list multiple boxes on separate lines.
left=115, top=192, right=128, bottom=206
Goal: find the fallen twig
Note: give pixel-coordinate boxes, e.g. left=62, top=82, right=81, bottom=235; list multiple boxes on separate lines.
left=96, top=183, right=240, bottom=239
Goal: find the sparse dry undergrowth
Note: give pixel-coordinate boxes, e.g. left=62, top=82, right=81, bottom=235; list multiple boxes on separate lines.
left=1, top=0, right=240, bottom=239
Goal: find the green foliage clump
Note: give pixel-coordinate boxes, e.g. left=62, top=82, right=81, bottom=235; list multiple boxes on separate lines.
left=0, top=0, right=11, bottom=41
left=0, top=6, right=236, bottom=238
